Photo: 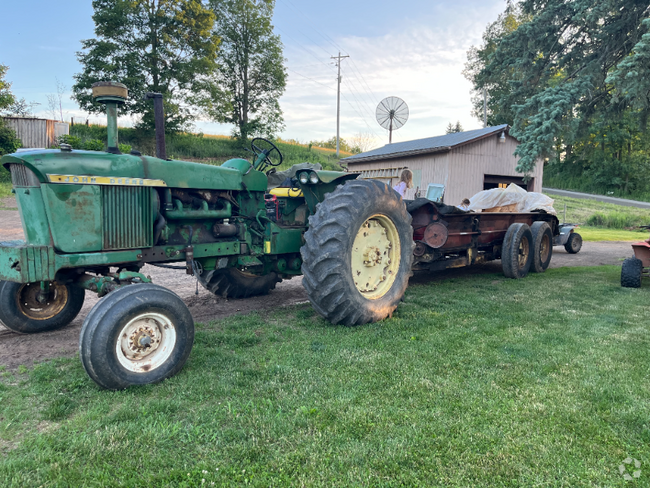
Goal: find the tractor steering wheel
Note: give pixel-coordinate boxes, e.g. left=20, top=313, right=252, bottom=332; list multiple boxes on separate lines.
left=251, top=138, right=283, bottom=171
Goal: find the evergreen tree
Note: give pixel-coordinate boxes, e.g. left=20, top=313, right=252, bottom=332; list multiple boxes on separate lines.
left=445, top=121, right=463, bottom=134
left=465, top=0, right=650, bottom=177
left=72, top=0, right=218, bottom=132
left=198, top=0, right=286, bottom=140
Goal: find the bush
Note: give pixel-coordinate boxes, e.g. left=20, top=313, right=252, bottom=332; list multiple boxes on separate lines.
left=57, top=134, right=83, bottom=149
left=0, top=120, right=22, bottom=183
left=585, top=211, right=649, bottom=229
left=118, top=143, right=132, bottom=154
left=0, top=119, right=22, bottom=156
left=82, top=139, right=105, bottom=151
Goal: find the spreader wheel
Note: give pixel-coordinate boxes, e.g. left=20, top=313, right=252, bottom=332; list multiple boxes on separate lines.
left=198, top=268, right=281, bottom=298
left=79, top=284, right=194, bottom=390
left=501, top=223, right=533, bottom=279
left=301, top=179, right=414, bottom=325
left=0, top=281, right=85, bottom=334
left=530, top=221, right=553, bottom=273
left=621, top=257, right=643, bottom=288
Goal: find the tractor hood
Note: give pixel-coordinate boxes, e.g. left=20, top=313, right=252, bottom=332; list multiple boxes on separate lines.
left=1, top=149, right=266, bottom=191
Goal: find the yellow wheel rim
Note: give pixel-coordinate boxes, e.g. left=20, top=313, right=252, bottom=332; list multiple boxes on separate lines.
left=351, top=214, right=401, bottom=300
left=16, top=282, right=69, bottom=321
left=518, top=236, right=530, bottom=269
left=539, top=233, right=550, bottom=263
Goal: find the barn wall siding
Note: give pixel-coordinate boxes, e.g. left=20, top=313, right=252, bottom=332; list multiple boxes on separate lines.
left=348, top=133, right=543, bottom=206
left=347, top=152, right=450, bottom=200
left=447, top=135, right=542, bottom=204
left=2, top=117, right=69, bottom=148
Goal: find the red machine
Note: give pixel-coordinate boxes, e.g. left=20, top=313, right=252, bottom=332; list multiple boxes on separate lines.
left=621, top=230, right=650, bottom=288
left=407, top=200, right=559, bottom=278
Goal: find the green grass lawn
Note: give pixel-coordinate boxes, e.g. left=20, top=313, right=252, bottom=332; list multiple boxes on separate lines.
left=548, top=194, right=650, bottom=228
left=578, top=226, right=648, bottom=242
left=1, top=266, right=649, bottom=486
left=0, top=182, right=12, bottom=200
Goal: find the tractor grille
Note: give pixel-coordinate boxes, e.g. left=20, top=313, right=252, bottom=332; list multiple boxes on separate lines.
left=102, top=186, right=153, bottom=250
left=9, top=164, right=40, bottom=187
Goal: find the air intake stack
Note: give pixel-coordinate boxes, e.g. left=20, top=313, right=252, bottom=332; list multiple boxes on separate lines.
left=91, top=81, right=128, bottom=153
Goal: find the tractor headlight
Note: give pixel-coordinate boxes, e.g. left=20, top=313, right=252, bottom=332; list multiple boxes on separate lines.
left=298, top=172, right=310, bottom=185
left=308, top=171, right=319, bottom=184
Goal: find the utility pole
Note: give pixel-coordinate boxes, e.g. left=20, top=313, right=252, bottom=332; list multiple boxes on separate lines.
left=331, top=52, right=349, bottom=157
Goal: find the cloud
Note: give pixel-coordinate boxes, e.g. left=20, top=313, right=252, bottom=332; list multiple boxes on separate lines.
left=277, top=10, right=496, bottom=146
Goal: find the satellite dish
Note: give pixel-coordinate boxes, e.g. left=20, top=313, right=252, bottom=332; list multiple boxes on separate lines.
left=376, top=96, right=409, bottom=143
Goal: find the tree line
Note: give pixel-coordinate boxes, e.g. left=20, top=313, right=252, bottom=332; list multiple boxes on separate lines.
left=465, top=0, right=650, bottom=199
left=73, top=0, right=287, bottom=141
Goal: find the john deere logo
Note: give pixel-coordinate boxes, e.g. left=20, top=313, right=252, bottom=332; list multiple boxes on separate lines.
left=619, top=457, right=641, bottom=481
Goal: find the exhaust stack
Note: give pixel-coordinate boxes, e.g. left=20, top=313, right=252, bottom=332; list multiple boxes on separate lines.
left=145, top=92, right=166, bottom=160
left=91, top=81, right=128, bottom=152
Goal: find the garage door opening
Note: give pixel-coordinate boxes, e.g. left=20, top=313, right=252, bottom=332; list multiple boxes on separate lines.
left=483, top=175, right=534, bottom=192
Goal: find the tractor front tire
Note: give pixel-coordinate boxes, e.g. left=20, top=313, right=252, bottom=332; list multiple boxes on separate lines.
left=301, top=179, right=414, bottom=325
left=79, top=284, right=194, bottom=390
left=501, top=223, right=533, bottom=279
left=621, top=257, right=643, bottom=288
left=0, top=281, right=85, bottom=334
left=530, top=221, right=553, bottom=273
left=564, top=232, right=582, bottom=254
left=198, top=268, right=281, bottom=298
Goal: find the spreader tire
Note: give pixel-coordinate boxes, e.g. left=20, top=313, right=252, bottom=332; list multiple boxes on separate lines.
left=79, top=284, right=194, bottom=390
left=621, top=257, right=643, bottom=288
left=0, top=281, right=85, bottom=334
left=501, top=223, right=533, bottom=279
left=530, top=221, right=553, bottom=273
left=198, top=268, right=281, bottom=298
left=564, top=232, right=582, bottom=254
left=301, top=179, right=414, bottom=325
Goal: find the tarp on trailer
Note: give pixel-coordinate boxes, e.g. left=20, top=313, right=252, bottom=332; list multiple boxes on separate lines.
left=468, top=183, right=556, bottom=215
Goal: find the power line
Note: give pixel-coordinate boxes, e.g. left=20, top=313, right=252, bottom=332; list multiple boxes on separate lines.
left=340, top=74, right=377, bottom=120
left=286, top=68, right=336, bottom=91
left=347, top=58, right=381, bottom=107
left=278, top=0, right=345, bottom=53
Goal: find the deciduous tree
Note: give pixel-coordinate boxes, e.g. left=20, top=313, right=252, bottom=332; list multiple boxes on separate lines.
left=0, top=65, right=22, bottom=158
left=198, top=0, right=286, bottom=140
left=73, top=0, right=219, bottom=131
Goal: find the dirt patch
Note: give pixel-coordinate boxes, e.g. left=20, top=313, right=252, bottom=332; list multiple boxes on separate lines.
left=0, top=196, right=17, bottom=210
left=0, top=209, right=635, bottom=370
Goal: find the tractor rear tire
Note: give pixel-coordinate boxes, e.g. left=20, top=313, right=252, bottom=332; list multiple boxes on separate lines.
left=530, top=221, right=553, bottom=273
left=198, top=268, right=281, bottom=298
left=79, top=283, right=194, bottom=390
left=621, top=257, right=643, bottom=288
left=564, top=232, right=582, bottom=254
left=0, top=280, right=85, bottom=334
left=301, top=179, right=414, bottom=326
left=501, top=223, right=533, bottom=279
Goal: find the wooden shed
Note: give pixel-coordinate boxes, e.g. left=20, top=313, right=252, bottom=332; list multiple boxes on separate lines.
left=342, top=125, right=543, bottom=206
left=2, top=117, right=69, bottom=148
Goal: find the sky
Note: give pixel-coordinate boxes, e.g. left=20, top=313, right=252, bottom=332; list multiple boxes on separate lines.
left=0, top=0, right=507, bottom=149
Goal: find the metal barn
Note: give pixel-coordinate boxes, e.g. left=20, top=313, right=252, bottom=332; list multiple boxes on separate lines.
left=342, top=125, right=543, bottom=206
left=2, top=117, right=69, bottom=148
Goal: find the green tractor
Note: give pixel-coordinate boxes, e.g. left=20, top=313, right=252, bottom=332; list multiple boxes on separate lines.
left=0, top=82, right=413, bottom=389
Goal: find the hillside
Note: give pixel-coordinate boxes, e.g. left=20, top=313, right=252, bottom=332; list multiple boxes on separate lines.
left=69, top=125, right=350, bottom=172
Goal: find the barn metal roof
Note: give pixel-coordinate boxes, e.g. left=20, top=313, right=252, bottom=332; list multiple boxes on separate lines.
left=343, top=124, right=510, bottom=164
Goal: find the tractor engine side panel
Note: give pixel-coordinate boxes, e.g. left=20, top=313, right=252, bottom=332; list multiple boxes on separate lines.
left=40, top=184, right=155, bottom=253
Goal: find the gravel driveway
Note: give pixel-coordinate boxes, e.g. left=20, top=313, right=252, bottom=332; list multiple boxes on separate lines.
left=0, top=203, right=635, bottom=370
